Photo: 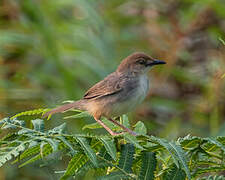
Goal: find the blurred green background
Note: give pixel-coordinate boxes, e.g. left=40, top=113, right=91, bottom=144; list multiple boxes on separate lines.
left=0, top=0, right=225, bottom=179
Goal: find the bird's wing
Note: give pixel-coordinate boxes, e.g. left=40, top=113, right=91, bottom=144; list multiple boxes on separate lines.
left=83, top=72, right=124, bottom=99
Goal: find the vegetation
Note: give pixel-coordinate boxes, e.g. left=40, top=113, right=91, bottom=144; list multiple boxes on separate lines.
left=0, top=0, right=225, bottom=179
left=0, top=110, right=224, bottom=179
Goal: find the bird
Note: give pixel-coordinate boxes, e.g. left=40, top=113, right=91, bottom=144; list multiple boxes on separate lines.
left=43, top=52, right=166, bottom=136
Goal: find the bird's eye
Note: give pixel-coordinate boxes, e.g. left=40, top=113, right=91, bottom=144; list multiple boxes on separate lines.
left=137, top=58, right=146, bottom=65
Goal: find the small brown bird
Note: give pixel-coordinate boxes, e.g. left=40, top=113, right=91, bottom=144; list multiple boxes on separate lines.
left=44, top=52, right=166, bottom=136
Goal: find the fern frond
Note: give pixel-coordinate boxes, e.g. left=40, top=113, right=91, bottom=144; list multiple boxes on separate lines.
left=0, top=133, right=18, bottom=146
left=56, top=136, right=77, bottom=155
left=82, top=118, right=118, bottom=131
left=97, top=154, right=136, bottom=179
left=1, top=111, right=225, bottom=179
left=203, top=137, right=225, bottom=153
left=192, top=166, right=225, bottom=178
left=99, top=137, right=117, bottom=161
left=60, top=152, right=88, bottom=180
left=124, top=134, right=144, bottom=150
left=178, top=135, right=202, bottom=150
left=163, top=164, right=186, bottom=180
left=60, top=136, right=104, bottom=180
left=197, top=160, right=222, bottom=166
left=168, top=141, right=190, bottom=180
left=199, top=175, right=225, bottom=180
left=0, top=142, right=27, bottom=167
left=149, top=136, right=180, bottom=167
left=73, top=160, right=94, bottom=178
left=133, top=121, right=147, bottom=135
left=74, top=148, right=114, bottom=179
left=217, top=136, right=225, bottom=146
left=138, top=152, right=157, bottom=180
left=76, top=137, right=98, bottom=167
left=18, top=144, right=50, bottom=167
left=39, top=137, right=59, bottom=152
left=118, top=144, right=135, bottom=173
left=31, top=119, right=45, bottom=132
left=121, top=115, right=130, bottom=128
left=10, top=109, right=49, bottom=120
left=149, top=136, right=191, bottom=179
left=12, top=144, right=40, bottom=164
left=219, top=37, right=225, bottom=45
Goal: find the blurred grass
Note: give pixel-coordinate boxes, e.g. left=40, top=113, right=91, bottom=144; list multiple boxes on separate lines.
left=0, top=0, right=225, bottom=179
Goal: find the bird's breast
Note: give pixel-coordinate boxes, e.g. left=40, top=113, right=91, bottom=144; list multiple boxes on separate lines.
left=133, top=74, right=149, bottom=104
left=105, top=75, right=149, bottom=117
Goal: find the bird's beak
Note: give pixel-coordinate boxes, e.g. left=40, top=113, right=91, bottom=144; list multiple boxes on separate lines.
left=146, top=59, right=166, bottom=66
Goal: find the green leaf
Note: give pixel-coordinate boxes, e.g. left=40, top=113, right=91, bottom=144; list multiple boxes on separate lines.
left=82, top=118, right=117, bottom=130
left=193, top=166, right=225, bottom=177
left=124, top=134, right=144, bottom=150
left=82, top=122, right=103, bottom=130
left=217, top=136, right=225, bottom=146
left=0, top=118, right=24, bottom=129
left=49, top=123, right=67, bottom=134
left=76, top=137, right=98, bottom=167
left=73, top=160, right=94, bottom=179
left=10, top=109, right=49, bottom=120
left=31, top=119, right=44, bottom=132
left=219, top=37, right=225, bottom=45
left=18, top=129, right=33, bottom=134
left=57, top=136, right=76, bottom=155
left=150, top=136, right=179, bottom=167
left=168, top=141, right=190, bottom=180
left=150, top=136, right=191, bottom=179
left=19, top=143, right=53, bottom=167
left=12, top=145, right=40, bottom=164
left=145, top=143, right=163, bottom=152
left=134, top=121, right=147, bottom=135
left=0, top=118, right=8, bottom=125
left=163, top=164, right=186, bottom=180
left=138, top=152, right=157, bottom=180
left=200, top=175, right=225, bottom=180
left=98, top=147, right=113, bottom=161
left=121, top=115, right=130, bottom=128
left=204, top=137, right=225, bottom=153
left=99, top=137, right=117, bottom=161
left=1, top=124, right=17, bottom=129
left=74, top=147, right=114, bottom=179
left=0, top=143, right=26, bottom=167
left=60, top=152, right=88, bottom=180
left=40, top=137, right=59, bottom=152
left=178, top=135, right=202, bottom=150
left=118, top=144, right=135, bottom=173
left=0, top=133, right=17, bottom=145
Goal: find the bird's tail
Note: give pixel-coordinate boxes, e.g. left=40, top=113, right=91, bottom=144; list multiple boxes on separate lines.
left=43, top=99, right=87, bottom=118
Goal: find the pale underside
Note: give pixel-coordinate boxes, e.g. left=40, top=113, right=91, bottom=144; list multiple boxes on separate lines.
left=82, top=72, right=150, bottom=118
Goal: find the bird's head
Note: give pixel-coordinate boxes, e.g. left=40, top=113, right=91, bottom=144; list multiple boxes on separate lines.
left=117, top=52, right=166, bottom=74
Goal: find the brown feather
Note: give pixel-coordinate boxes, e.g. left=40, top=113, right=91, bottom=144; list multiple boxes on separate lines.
left=83, top=72, right=123, bottom=99
left=43, top=100, right=86, bottom=117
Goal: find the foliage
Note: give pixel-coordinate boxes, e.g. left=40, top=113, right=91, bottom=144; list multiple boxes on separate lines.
left=0, top=110, right=224, bottom=180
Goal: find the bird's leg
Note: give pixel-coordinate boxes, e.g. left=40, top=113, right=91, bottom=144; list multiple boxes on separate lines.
left=108, top=118, right=137, bottom=136
left=93, top=117, right=123, bottom=136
